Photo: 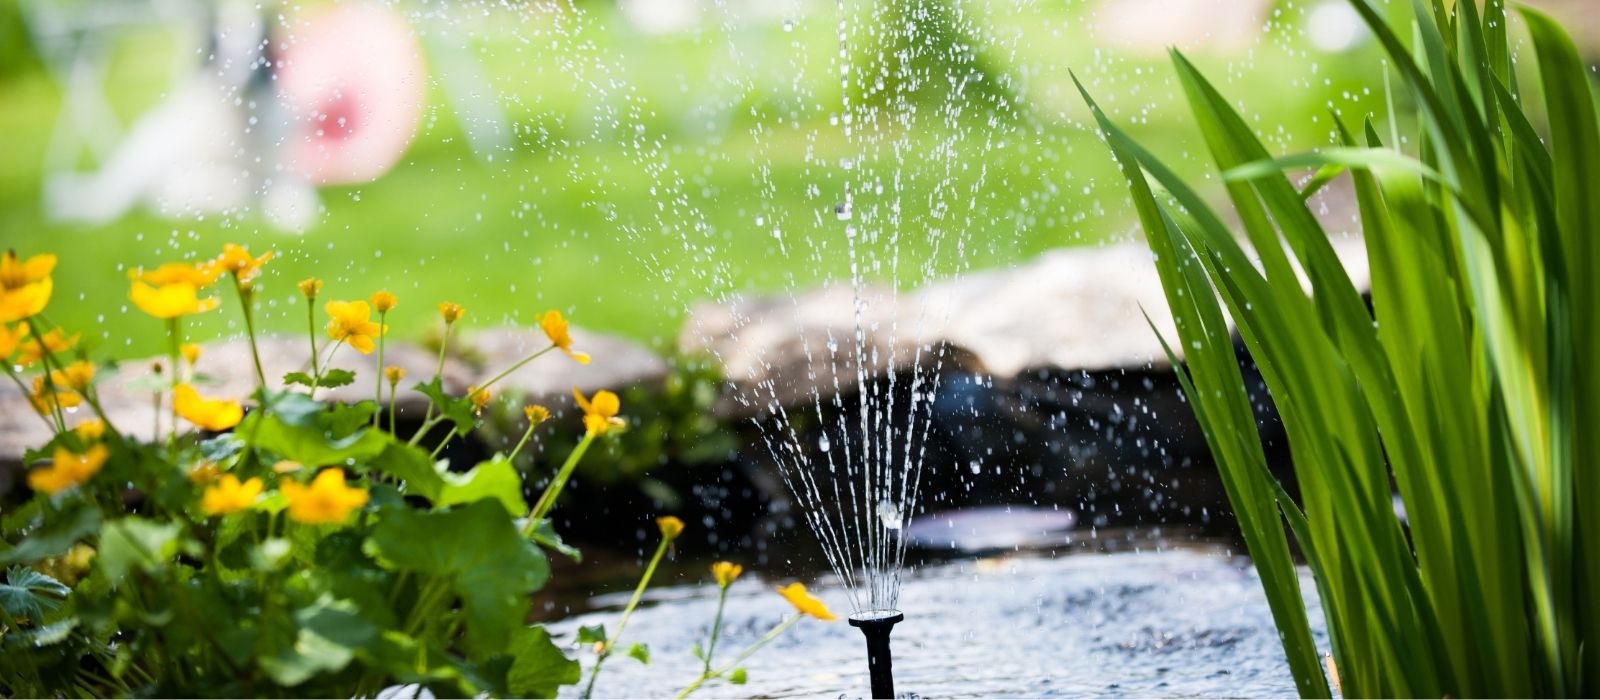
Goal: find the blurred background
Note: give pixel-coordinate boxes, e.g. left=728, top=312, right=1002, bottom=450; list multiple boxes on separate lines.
left=0, top=0, right=1413, bottom=358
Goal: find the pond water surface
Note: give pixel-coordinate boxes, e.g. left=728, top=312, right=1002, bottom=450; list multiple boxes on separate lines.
left=549, top=549, right=1327, bottom=698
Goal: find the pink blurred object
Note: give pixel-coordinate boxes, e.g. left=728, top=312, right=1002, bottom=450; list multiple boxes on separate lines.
left=277, top=2, right=427, bottom=186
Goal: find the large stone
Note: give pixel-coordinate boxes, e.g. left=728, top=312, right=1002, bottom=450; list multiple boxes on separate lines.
left=683, top=234, right=1370, bottom=417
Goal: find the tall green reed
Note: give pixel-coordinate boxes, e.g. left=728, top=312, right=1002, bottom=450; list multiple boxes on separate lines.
left=1076, top=1, right=1597, bottom=696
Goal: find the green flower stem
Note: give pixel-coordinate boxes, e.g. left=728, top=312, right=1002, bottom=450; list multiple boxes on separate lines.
left=25, top=315, right=69, bottom=432
left=388, top=380, right=400, bottom=434
left=583, top=533, right=672, bottom=699
left=676, top=615, right=802, bottom=699
left=525, top=432, right=596, bottom=531
left=2, top=364, right=56, bottom=432
left=476, top=344, right=556, bottom=393
left=166, top=317, right=182, bottom=452
left=702, top=586, right=730, bottom=675
left=508, top=420, right=543, bottom=462
left=233, top=276, right=267, bottom=389
left=418, top=322, right=455, bottom=428
left=428, top=432, right=452, bottom=461
left=373, top=311, right=387, bottom=427
left=406, top=413, right=447, bottom=448
left=305, top=297, right=321, bottom=398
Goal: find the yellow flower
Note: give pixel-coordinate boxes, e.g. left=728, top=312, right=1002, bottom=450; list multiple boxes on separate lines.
left=17, top=328, right=78, bottom=367
left=0, top=322, right=27, bottom=359
left=130, top=280, right=219, bottom=319
left=29, top=375, right=80, bottom=415
left=181, top=343, right=202, bottom=365
left=370, top=290, right=397, bottom=313
left=187, top=460, right=220, bottom=484
left=174, top=384, right=244, bottom=431
left=524, top=404, right=551, bottom=424
left=133, top=261, right=223, bottom=288
left=282, top=468, right=369, bottom=525
left=468, top=385, right=492, bottom=414
left=573, top=387, right=622, bottom=436
left=712, top=561, right=743, bottom=588
left=384, top=365, right=407, bottom=386
left=777, top=583, right=837, bottom=621
left=537, top=310, right=591, bottom=365
left=0, top=251, right=54, bottom=322
left=657, top=515, right=685, bottom=541
left=438, top=302, right=465, bottom=324
left=74, top=419, right=106, bottom=442
left=325, top=300, right=386, bottom=354
left=27, top=444, right=109, bottom=495
left=216, top=244, right=273, bottom=283
left=50, top=360, right=95, bottom=391
left=298, top=277, right=323, bottom=300
left=201, top=475, right=263, bottom=516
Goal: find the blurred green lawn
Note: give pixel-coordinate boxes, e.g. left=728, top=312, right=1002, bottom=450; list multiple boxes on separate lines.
left=0, top=0, right=1386, bottom=358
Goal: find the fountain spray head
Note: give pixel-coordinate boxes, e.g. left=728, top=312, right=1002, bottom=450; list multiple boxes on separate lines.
left=848, top=610, right=904, bottom=699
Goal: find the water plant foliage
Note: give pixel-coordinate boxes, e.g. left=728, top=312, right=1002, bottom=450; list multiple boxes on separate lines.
left=1078, top=0, right=1597, bottom=696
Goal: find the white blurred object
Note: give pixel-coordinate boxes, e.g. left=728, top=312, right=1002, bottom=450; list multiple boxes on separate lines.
left=1093, top=0, right=1268, bottom=54
left=34, top=0, right=428, bottom=233
left=619, top=0, right=703, bottom=35
left=1306, top=0, right=1368, bottom=53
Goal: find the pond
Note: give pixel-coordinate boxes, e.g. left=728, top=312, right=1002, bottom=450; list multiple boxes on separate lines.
left=551, top=548, right=1327, bottom=698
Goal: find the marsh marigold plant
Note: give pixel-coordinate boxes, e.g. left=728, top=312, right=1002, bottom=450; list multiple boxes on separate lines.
left=0, top=243, right=641, bottom=699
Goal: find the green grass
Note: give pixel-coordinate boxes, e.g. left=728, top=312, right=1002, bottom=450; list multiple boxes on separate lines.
left=1081, top=0, right=1599, bottom=695
left=0, top=0, right=1385, bottom=358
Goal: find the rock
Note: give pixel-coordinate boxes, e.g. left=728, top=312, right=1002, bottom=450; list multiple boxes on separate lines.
left=466, top=326, right=670, bottom=410
left=683, top=234, right=1369, bottom=417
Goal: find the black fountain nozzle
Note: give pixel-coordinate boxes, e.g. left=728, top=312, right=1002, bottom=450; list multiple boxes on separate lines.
left=849, top=610, right=904, bottom=699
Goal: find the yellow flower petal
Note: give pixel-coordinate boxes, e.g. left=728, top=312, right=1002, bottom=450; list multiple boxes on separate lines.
left=777, top=582, right=837, bottom=621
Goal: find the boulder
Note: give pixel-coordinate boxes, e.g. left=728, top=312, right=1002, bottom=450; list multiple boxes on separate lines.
left=684, top=234, right=1370, bottom=417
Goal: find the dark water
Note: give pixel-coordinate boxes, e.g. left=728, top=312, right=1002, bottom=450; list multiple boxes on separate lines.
left=550, top=549, right=1327, bottom=698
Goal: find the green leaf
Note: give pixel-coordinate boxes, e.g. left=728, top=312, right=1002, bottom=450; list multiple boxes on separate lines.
left=626, top=642, right=649, bottom=665
left=728, top=667, right=747, bottom=685
left=0, top=504, right=101, bottom=566
left=251, top=413, right=390, bottom=467
left=321, top=402, right=378, bottom=438
left=437, top=459, right=528, bottom=516
left=251, top=538, right=293, bottom=572
left=366, top=442, right=445, bottom=502
left=97, top=517, right=182, bottom=583
left=414, top=378, right=478, bottom=435
left=282, top=371, right=316, bottom=388
left=0, top=567, right=68, bottom=620
left=262, top=390, right=326, bottom=426
left=317, top=368, right=357, bottom=389
left=577, top=624, right=606, bottom=645
left=530, top=519, right=582, bottom=563
left=259, top=597, right=376, bottom=686
left=198, top=433, right=244, bottom=461
left=690, top=642, right=705, bottom=661
left=365, top=500, right=550, bottom=657
left=506, top=626, right=580, bottom=698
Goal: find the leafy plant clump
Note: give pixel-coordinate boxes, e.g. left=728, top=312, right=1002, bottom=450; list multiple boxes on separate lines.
left=0, top=243, right=841, bottom=697
left=0, top=244, right=616, bottom=697
left=1081, top=0, right=1597, bottom=696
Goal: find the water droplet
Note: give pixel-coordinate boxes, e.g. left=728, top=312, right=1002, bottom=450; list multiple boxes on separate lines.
left=818, top=434, right=831, bottom=452
left=878, top=499, right=903, bottom=530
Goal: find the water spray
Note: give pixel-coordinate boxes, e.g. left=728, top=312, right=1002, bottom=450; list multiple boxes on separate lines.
left=849, top=610, right=904, bottom=699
